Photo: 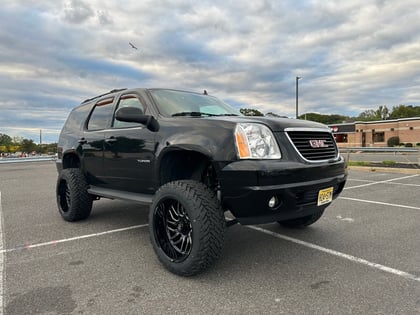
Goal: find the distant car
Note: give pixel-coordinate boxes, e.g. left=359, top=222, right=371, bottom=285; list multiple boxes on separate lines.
left=56, top=88, right=347, bottom=276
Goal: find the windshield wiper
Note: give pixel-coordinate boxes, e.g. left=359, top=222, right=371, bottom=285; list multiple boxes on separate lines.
left=171, top=112, right=239, bottom=117
left=172, top=112, right=218, bottom=117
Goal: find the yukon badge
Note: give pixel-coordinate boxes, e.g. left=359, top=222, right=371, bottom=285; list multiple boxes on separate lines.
left=309, top=139, right=328, bottom=148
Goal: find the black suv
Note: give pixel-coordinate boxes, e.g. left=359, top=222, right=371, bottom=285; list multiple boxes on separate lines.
left=56, top=88, right=347, bottom=276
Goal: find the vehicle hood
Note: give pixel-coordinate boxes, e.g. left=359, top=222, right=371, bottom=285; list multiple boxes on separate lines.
left=208, top=116, right=330, bottom=132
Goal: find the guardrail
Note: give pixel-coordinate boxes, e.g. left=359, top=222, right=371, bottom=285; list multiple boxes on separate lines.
left=339, top=147, right=418, bottom=153
left=339, top=147, right=420, bottom=166
left=0, top=155, right=57, bottom=164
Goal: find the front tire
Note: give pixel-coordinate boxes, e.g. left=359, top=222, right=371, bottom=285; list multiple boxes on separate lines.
left=149, top=180, right=225, bottom=276
left=56, top=168, right=93, bottom=221
left=278, top=208, right=325, bottom=228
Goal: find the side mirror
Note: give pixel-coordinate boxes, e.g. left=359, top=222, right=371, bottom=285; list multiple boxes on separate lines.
left=115, top=107, right=159, bottom=132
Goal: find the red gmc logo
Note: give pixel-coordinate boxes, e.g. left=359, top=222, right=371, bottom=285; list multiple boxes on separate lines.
left=309, top=139, right=328, bottom=148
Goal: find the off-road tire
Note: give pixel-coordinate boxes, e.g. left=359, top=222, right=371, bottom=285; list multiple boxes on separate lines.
left=278, top=208, right=325, bottom=228
left=149, top=180, right=225, bottom=276
left=56, top=168, right=93, bottom=221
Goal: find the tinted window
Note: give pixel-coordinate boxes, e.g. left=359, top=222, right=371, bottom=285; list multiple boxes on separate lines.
left=62, top=103, right=92, bottom=133
left=87, top=102, right=114, bottom=131
left=113, top=96, right=146, bottom=128
left=149, top=89, right=240, bottom=117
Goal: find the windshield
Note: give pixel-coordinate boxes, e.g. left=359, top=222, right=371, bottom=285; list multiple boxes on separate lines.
left=149, top=89, right=241, bottom=117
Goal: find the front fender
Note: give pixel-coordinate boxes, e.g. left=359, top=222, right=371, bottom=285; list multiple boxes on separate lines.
left=155, top=119, right=238, bottom=162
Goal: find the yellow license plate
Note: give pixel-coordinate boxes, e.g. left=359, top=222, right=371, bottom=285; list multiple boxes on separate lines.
left=317, top=187, right=334, bottom=206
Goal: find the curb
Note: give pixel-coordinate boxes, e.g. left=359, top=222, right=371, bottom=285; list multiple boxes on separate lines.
left=348, top=166, right=420, bottom=174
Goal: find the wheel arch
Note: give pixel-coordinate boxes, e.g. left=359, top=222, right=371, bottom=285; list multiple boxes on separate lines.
left=158, top=148, right=216, bottom=188
left=62, top=151, right=81, bottom=169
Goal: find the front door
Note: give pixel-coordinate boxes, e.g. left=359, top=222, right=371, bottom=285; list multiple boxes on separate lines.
left=102, top=94, right=156, bottom=194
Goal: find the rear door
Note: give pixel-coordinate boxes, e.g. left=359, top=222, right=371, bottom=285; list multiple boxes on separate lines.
left=81, top=97, right=114, bottom=186
left=102, top=93, right=156, bottom=193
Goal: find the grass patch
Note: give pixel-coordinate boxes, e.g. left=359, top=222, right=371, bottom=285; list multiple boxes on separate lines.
left=348, top=160, right=398, bottom=167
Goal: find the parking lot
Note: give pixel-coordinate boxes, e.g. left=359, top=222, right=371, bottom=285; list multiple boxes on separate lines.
left=0, top=162, right=419, bottom=314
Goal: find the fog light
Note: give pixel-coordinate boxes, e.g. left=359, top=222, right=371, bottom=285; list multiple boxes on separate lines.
left=268, top=196, right=278, bottom=209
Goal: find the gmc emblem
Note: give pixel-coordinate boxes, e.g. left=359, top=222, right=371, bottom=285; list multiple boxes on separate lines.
left=309, top=139, right=328, bottom=148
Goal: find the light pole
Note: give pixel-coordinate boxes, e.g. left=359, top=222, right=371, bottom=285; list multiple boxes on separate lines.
left=296, top=76, right=301, bottom=119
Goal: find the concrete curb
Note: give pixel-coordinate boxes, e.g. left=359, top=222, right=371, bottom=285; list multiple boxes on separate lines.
left=348, top=166, right=420, bottom=174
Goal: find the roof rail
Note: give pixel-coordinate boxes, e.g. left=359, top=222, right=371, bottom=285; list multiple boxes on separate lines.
left=81, top=88, right=127, bottom=104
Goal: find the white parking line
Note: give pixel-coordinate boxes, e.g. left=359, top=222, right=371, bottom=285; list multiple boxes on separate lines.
left=248, top=225, right=420, bottom=283
left=348, top=179, right=375, bottom=183
left=1, top=224, right=148, bottom=254
left=0, top=192, right=4, bottom=315
left=339, top=196, right=420, bottom=210
left=348, top=178, right=420, bottom=188
left=1, top=217, right=418, bottom=284
left=344, top=174, right=419, bottom=190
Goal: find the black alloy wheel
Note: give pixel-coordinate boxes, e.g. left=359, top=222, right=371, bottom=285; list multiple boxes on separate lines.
left=56, top=168, right=93, bottom=222
left=154, top=198, right=193, bottom=262
left=149, top=180, right=225, bottom=276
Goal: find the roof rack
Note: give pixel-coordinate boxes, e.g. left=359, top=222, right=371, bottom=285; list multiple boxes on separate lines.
left=81, top=88, right=127, bottom=104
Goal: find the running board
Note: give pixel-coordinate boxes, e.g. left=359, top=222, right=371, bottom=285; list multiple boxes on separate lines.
left=88, top=186, right=154, bottom=205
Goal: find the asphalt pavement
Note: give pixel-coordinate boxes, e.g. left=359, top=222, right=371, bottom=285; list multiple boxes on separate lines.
left=0, top=162, right=419, bottom=314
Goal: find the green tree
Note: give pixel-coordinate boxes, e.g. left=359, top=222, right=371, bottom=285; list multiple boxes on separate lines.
left=0, top=133, right=12, bottom=151
left=12, top=136, right=24, bottom=144
left=389, top=105, right=420, bottom=119
left=240, top=108, right=264, bottom=116
left=20, top=139, right=37, bottom=153
left=329, top=114, right=352, bottom=124
left=376, top=105, right=389, bottom=120
left=357, top=109, right=379, bottom=121
left=38, top=143, right=58, bottom=154
left=299, top=113, right=349, bottom=124
left=266, top=112, right=282, bottom=118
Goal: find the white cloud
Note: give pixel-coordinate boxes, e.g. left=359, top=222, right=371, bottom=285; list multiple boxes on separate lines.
left=63, top=0, right=94, bottom=24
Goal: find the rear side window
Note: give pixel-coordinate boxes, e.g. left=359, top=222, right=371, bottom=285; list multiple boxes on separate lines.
left=87, top=98, right=114, bottom=131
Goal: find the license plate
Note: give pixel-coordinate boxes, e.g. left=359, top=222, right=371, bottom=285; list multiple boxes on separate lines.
left=317, top=187, right=333, bottom=206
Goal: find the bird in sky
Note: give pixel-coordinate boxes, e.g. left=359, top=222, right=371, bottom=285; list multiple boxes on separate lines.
left=129, top=42, right=138, bottom=50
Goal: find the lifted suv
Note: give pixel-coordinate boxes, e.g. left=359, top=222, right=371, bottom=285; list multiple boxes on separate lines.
left=56, top=88, right=347, bottom=276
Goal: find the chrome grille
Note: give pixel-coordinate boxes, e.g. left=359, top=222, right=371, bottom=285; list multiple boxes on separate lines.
left=286, top=130, right=338, bottom=161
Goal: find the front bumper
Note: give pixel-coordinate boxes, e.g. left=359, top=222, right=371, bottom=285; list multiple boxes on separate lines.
left=218, top=157, right=347, bottom=225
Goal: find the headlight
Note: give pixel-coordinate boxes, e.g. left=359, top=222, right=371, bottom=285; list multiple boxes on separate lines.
left=234, top=123, right=281, bottom=159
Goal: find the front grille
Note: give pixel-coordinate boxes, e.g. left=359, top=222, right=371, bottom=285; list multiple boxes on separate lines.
left=287, top=130, right=338, bottom=161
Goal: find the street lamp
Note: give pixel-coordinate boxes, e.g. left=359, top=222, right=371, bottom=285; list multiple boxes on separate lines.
left=296, top=76, right=302, bottom=119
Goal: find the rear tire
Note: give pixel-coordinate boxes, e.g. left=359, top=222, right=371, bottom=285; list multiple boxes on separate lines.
left=56, top=168, right=93, bottom=221
left=149, top=180, right=225, bottom=276
left=278, top=209, right=325, bottom=228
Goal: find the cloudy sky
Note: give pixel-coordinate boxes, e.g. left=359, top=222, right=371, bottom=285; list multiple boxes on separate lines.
left=1, top=0, right=419, bottom=143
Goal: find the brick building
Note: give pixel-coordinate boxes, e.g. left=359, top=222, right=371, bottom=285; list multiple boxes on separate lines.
left=329, top=117, right=420, bottom=147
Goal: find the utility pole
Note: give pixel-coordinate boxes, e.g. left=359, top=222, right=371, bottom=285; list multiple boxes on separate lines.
left=296, top=76, right=302, bottom=119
